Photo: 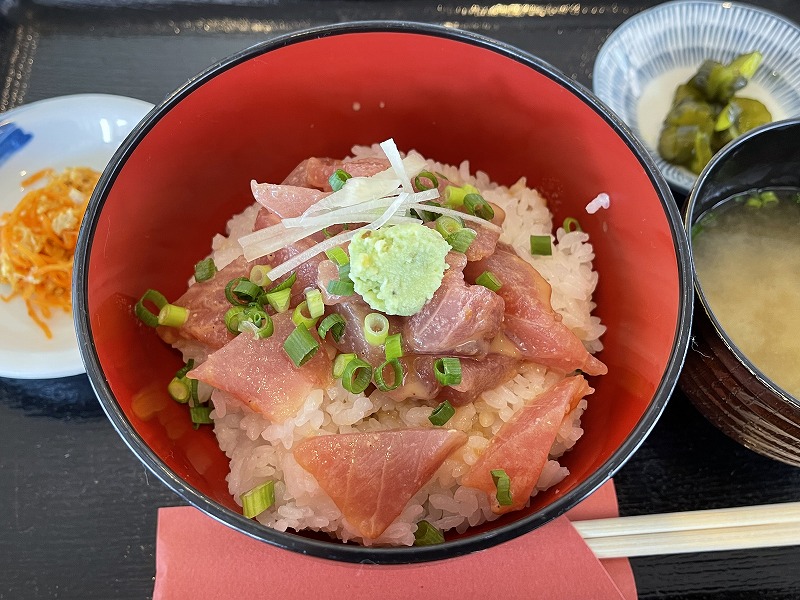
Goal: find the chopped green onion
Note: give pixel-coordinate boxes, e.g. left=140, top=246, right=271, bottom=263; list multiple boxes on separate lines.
left=224, top=277, right=250, bottom=306
left=443, top=183, right=479, bottom=208
left=157, top=303, right=189, bottom=328
left=190, top=378, right=200, bottom=405
left=292, top=301, right=319, bottom=329
left=175, top=359, right=195, bottom=379
left=413, top=170, right=439, bottom=191
left=374, top=358, right=403, bottom=392
left=412, top=200, right=440, bottom=223
left=428, top=400, right=455, bottom=426
left=283, top=323, right=320, bottom=367
left=135, top=289, right=168, bottom=328
left=327, top=279, right=355, bottom=296
left=266, top=271, right=297, bottom=293
left=433, top=357, right=462, bottom=387
left=194, top=257, right=217, bottom=283
left=475, top=270, right=502, bottom=292
left=413, top=520, right=445, bottom=546
left=168, top=377, right=191, bottom=403
left=233, top=279, right=262, bottom=303
left=332, top=352, right=356, bottom=378
left=325, top=246, right=349, bottom=266
left=190, top=405, right=213, bottom=426
left=318, top=313, right=346, bottom=342
left=242, top=480, right=276, bottom=518
left=264, top=288, right=291, bottom=313
left=745, top=195, right=762, bottom=208
left=463, top=193, right=495, bottom=221
left=529, top=235, right=552, bottom=256
left=563, top=217, right=582, bottom=232
left=338, top=262, right=352, bottom=282
left=384, top=333, right=403, bottom=360
left=305, top=289, right=325, bottom=319
left=329, top=169, right=352, bottom=192
left=760, top=190, right=779, bottom=206
left=490, top=469, right=513, bottom=506
left=224, top=305, right=247, bottom=334
left=249, top=264, right=273, bottom=287
left=364, top=313, right=390, bottom=346
left=434, top=215, right=464, bottom=237
left=446, top=228, right=477, bottom=253
left=239, top=307, right=274, bottom=339
left=341, top=357, right=372, bottom=394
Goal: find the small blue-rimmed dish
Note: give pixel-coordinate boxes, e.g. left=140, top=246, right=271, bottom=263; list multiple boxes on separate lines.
left=0, top=94, right=152, bottom=379
left=593, top=0, right=800, bottom=195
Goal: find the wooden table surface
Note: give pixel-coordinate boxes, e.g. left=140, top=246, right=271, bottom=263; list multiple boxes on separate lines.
left=1, top=1, right=799, bottom=598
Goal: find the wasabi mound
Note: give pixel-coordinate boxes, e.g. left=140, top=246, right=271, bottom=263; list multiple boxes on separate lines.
left=349, top=223, right=450, bottom=316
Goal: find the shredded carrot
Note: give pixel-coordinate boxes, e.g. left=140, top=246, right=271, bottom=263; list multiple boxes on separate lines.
left=0, top=167, right=100, bottom=338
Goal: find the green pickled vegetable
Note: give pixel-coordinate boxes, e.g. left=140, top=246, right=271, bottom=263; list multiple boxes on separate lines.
left=657, top=51, right=772, bottom=175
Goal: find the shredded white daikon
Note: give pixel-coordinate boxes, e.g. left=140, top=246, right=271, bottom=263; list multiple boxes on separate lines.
left=238, top=138, right=495, bottom=280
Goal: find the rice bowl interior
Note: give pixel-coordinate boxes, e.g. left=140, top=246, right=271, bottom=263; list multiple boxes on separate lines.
left=74, top=23, right=692, bottom=562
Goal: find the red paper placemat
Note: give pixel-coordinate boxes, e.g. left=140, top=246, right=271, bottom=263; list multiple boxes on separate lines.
left=154, top=480, right=636, bottom=599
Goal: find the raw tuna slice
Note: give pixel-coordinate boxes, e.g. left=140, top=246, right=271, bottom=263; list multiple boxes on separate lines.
left=438, top=354, right=522, bottom=406
left=188, top=312, right=332, bottom=423
left=461, top=375, right=592, bottom=514
left=281, top=157, right=339, bottom=189
left=280, top=156, right=391, bottom=191
left=250, top=182, right=329, bottom=219
left=157, top=256, right=259, bottom=352
left=252, top=209, right=325, bottom=305
left=404, top=252, right=504, bottom=357
left=384, top=354, right=520, bottom=406
left=293, top=428, right=467, bottom=539
left=464, top=202, right=505, bottom=262
left=464, top=246, right=607, bottom=376
left=329, top=297, right=403, bottom=366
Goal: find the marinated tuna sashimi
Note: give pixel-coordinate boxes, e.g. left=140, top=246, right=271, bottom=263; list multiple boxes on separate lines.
left=281, top=156, right=391, bottom=191
left=138, top=139, right=607, bottom=546
left=404, top=252, right=504, bottom=357
left=461, top=374, right=593, bottom=513
left=250, top=182, right=329, bottom=219
left=293, top=428, right=467, bottom=539
left=437, top=353, right=522, bottom=406
left=329, top=298, right=403, bottom=367
left=464, top=245, right=607, bottom=376
left=188, top=312, right=332, bottom=423
left=157, top=256, right=261, bottom=352
left=385, top=353, right=521, bottom=407
left=464, top=202, right=505, bottom=262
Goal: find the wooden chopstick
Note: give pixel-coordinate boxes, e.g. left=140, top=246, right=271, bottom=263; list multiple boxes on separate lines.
left=572, top=502, right=800, bottom=558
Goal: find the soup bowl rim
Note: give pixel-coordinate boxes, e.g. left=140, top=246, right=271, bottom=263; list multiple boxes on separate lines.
left=683, top=116, right=800, bottom=411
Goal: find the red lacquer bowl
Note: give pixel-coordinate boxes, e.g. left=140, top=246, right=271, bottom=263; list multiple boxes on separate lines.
left=73, top=22, right=693, bottom=563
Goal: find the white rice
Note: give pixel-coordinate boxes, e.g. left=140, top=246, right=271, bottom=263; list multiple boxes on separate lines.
left=200, top=146, right=605, bottom=545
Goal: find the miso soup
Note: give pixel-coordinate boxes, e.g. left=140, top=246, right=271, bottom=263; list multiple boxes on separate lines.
left=692, top=187, right=800, bottom=400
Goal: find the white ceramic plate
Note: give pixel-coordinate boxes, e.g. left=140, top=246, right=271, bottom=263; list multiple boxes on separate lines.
left=593, top=0, right=800, bottom=194
left=0, top=94, right=153, bottom=379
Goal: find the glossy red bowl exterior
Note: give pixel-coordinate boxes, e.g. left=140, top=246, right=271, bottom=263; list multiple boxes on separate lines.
left=73, top=22, right=692, bottom=563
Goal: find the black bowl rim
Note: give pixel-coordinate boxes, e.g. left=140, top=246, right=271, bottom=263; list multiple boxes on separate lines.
left=73, top=20, right=694, bottom=564
left=683, top=116, right=800, bottom=410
